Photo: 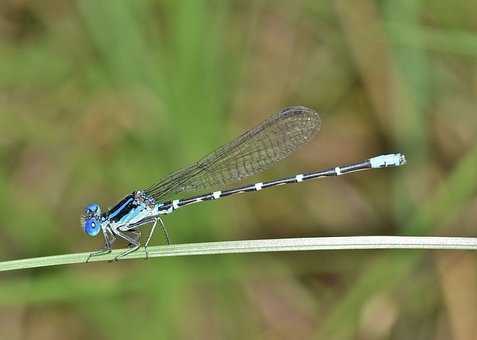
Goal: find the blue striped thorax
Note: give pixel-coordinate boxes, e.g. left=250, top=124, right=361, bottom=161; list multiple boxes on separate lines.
left=105, top=192, right=156, bottom=226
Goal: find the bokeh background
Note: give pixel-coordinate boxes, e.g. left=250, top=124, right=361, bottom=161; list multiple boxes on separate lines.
left=1, top=1, right=477, bottom=339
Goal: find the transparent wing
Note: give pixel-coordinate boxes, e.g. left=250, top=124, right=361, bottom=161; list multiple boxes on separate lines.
left=144, top=106, right=321, bottom=201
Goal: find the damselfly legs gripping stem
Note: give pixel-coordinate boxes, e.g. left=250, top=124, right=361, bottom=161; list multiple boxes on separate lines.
left=81, top=106, right=406, bottom=261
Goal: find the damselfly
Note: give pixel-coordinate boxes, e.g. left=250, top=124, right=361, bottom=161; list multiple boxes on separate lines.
left=82, top=106, right=406, bottom=261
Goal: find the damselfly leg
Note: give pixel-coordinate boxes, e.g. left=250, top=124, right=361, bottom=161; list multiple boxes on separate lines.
left=85, top=230, right=115, bottom=263
left=114, top=230, right=141, bottom=261
left=126, top=230, right=141, bottom=248
left=143, top=217, right=170, bottom=259
left=158, top=217, right=170, bottom=245
left=86, top=247, right=111, bottom=263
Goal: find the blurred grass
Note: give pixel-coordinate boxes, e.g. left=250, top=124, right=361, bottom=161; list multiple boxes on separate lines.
left=389, top=23, right=477, bottom=57
left=1, top=0, right=477, bottom=339
left=318, top=140, right=477, bottom=339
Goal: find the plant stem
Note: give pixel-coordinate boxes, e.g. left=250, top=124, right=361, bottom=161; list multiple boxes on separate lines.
left=1, top=236, right=476, bottom=272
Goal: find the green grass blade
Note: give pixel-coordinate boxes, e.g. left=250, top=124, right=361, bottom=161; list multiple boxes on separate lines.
left=1, top=236, right=477, bottom=272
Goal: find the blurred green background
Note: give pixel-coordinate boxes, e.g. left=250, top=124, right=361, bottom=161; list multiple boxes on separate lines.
left=1, top=0, right=477, bottom=339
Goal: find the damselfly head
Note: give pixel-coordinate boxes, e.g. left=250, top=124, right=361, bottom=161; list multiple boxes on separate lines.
left=81, top=203, right=102, bottom=237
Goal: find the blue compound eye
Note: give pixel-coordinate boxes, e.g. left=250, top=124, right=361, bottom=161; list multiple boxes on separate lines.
left=85, top=203, right=100, bottom=215
left=84, top=218, right=101, bottom=237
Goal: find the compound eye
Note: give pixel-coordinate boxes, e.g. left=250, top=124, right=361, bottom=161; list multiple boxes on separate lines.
left=85, top=203, right=100, bottom=215
left=84, top=218, right=101, bottom=237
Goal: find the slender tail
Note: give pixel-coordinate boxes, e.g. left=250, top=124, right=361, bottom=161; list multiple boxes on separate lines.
left=158, top=153, right=407, bottom=212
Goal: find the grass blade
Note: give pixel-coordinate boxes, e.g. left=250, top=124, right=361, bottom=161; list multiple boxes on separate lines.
left=1, top=236, right=477, bottom=272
